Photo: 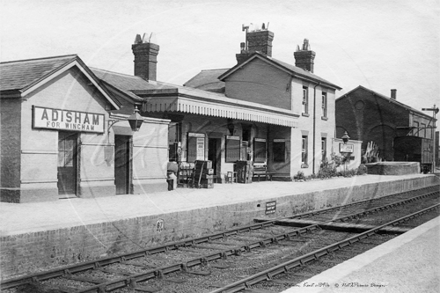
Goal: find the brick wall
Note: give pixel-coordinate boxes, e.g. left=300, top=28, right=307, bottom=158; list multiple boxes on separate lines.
left=225, top=58, right=292, bottom=110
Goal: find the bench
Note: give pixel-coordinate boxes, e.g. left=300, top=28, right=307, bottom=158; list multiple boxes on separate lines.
left=252, top=165, right=273, bottom=182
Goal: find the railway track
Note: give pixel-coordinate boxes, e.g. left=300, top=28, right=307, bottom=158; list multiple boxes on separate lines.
left=2, top=186, right=439, bottom=293
left=288, top=185, right=439, bottom=221
left=291, top=187, right=439, bottom=223
left=211, top=203, right=440, bottom=293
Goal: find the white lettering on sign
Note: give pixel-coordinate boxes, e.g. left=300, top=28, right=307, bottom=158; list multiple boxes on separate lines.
left=196, top=137, right=205, bottom=160
left=33, top=106, right=105, bottom=133
left=265, top=201, right=276, bottom=215
left=226, top=135, right=240, bottom=140
left=339, top=143, right=354, bottom=153
left=188, top=132, right=205, bottom=138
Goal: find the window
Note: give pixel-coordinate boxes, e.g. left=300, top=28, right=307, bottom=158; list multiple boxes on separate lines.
left=413, top=121, right=419, bottom=136
left=254, top=138, right=267, bottom=163
left=187, top=133, right=205, bottom=162
left=302, top=86, right=309, bottom=114
left=273, top=139, right=286, bottom=163
left=322, top=92, right=327, bottom=118
left=421, top=123, right=426, bottom=138
left=226, top=136, right=240, bottom=162
left=301, top=136, right=308, bottom=167
left=58, top=134, right=76, bottom=167
left=321, top=137, right=327, bottom=162
left=426, top=124, right=432, bottom=139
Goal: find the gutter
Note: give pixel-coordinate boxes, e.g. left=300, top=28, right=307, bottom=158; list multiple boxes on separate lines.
left=313, top=82, right=321, bottom=174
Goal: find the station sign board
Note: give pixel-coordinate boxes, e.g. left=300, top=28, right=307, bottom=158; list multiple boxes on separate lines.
left=188, top=132, right=205, bottom=160
left=339, top=143, right=354, bottom=153
left=265, top=201, right=276, bottom=215
left=33, top=106, right=105, bottom=133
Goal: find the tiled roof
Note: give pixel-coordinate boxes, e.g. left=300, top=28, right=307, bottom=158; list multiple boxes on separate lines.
left=0, top=55, right=77, bottom=92
left=183, top=68, right=228, bottom=92
left=91, top=68, right=176, bottom=101
left=338, top=85, right=431, bottom=118
left=267, top=56, right=341, bottom=90
left=218, top=52, right=341, bottom=90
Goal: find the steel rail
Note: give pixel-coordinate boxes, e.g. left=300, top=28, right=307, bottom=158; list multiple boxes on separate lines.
left=290, top=185, right=438, bottom=219
left=1, top=224, right=319, bottom=292
left=1, top=185, right=437, bottom=291
left=330, top=191, right=438, bottom=222
left=209, top=203, right=440, bottom=293
left=0, top=221, right=276, bottom=290
left=73, top=225, right=320, bottom=293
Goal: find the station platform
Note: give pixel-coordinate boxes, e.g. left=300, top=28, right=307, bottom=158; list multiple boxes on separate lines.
left=284, top=216, right=440, bottom=293
left=0, top=173, right=436, bottom=236
left=0, top=173, right=438, bottom=280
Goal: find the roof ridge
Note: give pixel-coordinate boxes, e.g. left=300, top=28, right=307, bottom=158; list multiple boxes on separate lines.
left=339, top=85, right=431, bottom=118
left=0, top=54, right=78, bottom=65
left=267, top=55, right=316, bottom=76
left=218, top=52, right=341, bottom=90
left=201, top=68, right=230, bottom=72
left=90, top=67, right=143, bottom=79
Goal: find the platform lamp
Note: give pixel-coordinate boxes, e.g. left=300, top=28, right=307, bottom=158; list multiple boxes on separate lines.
left=107, top=106, right=144, bottom=142
left=422, top=105, right=439, bottom=173
left=127, top=106, right=144, bottom=132
left=342, top=131, right=350, bottom=144
left=341, top=131, right=350, bottom=175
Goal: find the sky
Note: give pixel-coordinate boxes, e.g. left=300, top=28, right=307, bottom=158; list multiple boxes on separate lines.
left=1, top=0, right=439, bottom=113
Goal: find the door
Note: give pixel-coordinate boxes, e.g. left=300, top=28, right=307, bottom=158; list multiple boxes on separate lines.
left=58, top=131, right=78, bottom=197
left=115, top=135, right=131, bottom=195
left=208, top=138, right=221, bottom=182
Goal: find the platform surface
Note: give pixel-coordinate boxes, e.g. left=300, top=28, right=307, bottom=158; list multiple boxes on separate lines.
left=282, top=216, right=440, bottom=293
left=0, top=173, right=436, bottom=236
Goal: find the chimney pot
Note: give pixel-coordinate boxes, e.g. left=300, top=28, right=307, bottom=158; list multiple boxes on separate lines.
left=236, top=26, right=274, bottom=64
left=391, top=89, right=397, bottom=100
left=294, top=39, right=316, bottom=73
left=132, top=35, right=159, bottom=81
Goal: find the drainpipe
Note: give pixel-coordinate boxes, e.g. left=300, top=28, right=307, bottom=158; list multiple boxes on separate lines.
left=313, top=82, right=321, bottom=174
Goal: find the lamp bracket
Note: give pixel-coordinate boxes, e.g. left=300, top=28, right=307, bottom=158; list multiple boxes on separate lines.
left=107, top=117, right=126, bottom=135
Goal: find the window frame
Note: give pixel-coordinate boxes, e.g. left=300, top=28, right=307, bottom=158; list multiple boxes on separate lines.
left=168, top=122, right=182, bottom=162
left=421, top=123, right=426, bottom=138
left=321, top=137, right=327, bottom=162
left=301, top=135, right=308, bottom=167
left=302, top=86, right=309, bottom=115
left=413, top=121, right=419, bottom=136
left=273, top=139, right=286, bottom=163
left=321, top=92, right=327, bottom=118
left=225, top=135, right=241, bottom=163
left=253, top=138, right=267, bottom=163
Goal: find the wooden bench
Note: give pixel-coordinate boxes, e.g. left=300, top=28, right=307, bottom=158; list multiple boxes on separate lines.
left=252, top=165, right=273, bottom=182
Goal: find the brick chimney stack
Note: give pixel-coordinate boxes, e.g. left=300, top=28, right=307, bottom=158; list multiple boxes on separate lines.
left=132, top=33, right=159, bottom=81
left=294, top=39, right=316, bottom=73
left=236, top=23, right=274, bottom=64
left=391, top=89, right=397, bottom=100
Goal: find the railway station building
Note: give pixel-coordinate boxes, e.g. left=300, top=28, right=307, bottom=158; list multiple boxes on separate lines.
left=0, top=55, right=170, bottom=203
left=0, top=26, right=342, bottom=203
left=95, top=26, right=341, bottom=184
left=336, top=85, right=438, bottom=170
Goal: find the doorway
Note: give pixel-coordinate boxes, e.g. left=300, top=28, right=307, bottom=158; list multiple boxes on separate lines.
left=58, top=131, right=78, bottom=198
left=208, top=138, right=221, bottom=182
left=114, top=135, right=132, bottom=195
